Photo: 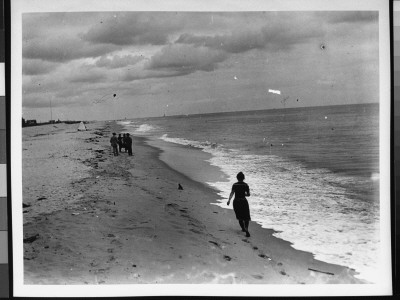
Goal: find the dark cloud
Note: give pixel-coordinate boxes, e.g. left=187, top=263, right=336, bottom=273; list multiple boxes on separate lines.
left=325, top=11, right=378, bottom=24
left=22, top=95, right=53, bottom=108
left=122, top=69, right=194, bottom=82
left=146, top=44, right=227, bottom=75
left=23, top=93, right=86, bottom=109
left=95, top=54, right=144, bottom=69
left=175, top=24, right=323, bottom=54
left=23, top=36, right=119, bottom=62
left=68, top=68, right=107, bottom=83
left=23, top=59, right=59, bottom=75
left=83, top=13, right=183, bottom=46
left=68, top=73, right=106, bottom=83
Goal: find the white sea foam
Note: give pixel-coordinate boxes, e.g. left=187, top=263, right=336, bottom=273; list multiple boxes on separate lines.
left=370, top=172, right=380, bottom=181
left=160, top=134, right=219, bottom=150
left=117, top=120, right=133, bottom=126
left=135, top=124, right=158, bottom=133
left=158, top=133, right=380, bottom=283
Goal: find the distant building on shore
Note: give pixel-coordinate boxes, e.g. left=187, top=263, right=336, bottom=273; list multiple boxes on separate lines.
left=25, top=120, right=37, bottom=126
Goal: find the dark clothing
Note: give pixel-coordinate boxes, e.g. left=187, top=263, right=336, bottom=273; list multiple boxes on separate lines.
left=123, top=136, right=128, bottom=152
left=125, top=136, right=133, bottom=156
left=231, top=182, right=250, bottom=221
left=117, top=136, right=123, bottom=152
left=110, top=136, right=118, bottom=147
left=233, top=198, right=250, bottom=221
left=110, top=136, right=119, bottom=156
left=232, top=182, right=249, bottom=198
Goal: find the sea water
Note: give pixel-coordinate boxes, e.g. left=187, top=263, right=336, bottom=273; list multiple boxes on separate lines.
left=120, top=103, right=380, bottom=283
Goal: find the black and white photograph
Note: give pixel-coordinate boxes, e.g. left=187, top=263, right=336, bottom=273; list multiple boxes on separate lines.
left=11, top=0, right=391, bottom=297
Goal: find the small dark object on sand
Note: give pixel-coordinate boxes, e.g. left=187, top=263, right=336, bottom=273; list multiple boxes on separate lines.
left=308, top=268, right=334, bottom=276
left=37, top=197, right=47, bottom=201
left=24, top=234, right=39, bottom=244
left=178, top=184, right=184, bottom=190
left=23, top=203, right=31, bottom=208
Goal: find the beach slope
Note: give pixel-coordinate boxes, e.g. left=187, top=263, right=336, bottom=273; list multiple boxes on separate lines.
left=22, top=121, right=365, bottom=285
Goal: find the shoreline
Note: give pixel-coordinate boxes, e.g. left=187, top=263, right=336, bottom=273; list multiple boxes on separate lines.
left=127, top=125, right=368, bottom=284
left=127, top=121, right=378, bottom=284
left=144, top=136, right=229, bottom=192
left=22, top=121, right=366, bottom=288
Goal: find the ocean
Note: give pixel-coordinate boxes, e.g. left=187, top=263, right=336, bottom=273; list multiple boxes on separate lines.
left=119, top=103, right=380, bottom=283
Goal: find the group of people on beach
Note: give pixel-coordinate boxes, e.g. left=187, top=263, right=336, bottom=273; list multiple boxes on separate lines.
left=110, top=132, right=133, bottom=156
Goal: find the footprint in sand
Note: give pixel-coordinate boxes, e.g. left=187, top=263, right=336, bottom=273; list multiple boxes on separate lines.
left=165, top=203, right=179, bottom=214
left=276, top=262, right=288, bottom=276
left=110, top=239, right=123, bottom=246
left=208, top=241, right=221, bottom=249
left=223, top=255, right=232, bottom=261
left=95, top=268, right=109, bottom=274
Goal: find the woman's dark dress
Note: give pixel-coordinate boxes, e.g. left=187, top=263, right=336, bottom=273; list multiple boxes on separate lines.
left=231, top=182, right=251, bottom=221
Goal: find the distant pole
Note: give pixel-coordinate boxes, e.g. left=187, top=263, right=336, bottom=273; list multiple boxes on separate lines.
left=113, top=97, right=116, bottom=120
left=50, top=98, right=53, bottom=121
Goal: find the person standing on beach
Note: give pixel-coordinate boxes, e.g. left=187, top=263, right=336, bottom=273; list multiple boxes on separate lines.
left=227, top=172, right=251, bottom=237
left=125, top=133, right=133, bottom=156
left=117, top=134, right=123, bottom=152
left=110, top=133, right=119, bottom=156
left=123, top=134, right=128, bottom=152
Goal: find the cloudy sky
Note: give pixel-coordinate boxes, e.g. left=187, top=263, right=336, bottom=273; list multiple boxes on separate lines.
left=21, top=11, right=379, bottom=121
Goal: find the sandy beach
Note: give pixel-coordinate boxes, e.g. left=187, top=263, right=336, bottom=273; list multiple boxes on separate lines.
left=21, top=121, right=366, bottom=286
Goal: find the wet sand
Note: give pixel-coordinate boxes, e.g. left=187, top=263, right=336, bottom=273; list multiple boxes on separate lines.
left=21, top=121, right=366, bottom=291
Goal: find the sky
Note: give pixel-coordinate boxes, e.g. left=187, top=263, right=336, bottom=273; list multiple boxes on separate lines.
left=21, top=11, right=379, bottom=121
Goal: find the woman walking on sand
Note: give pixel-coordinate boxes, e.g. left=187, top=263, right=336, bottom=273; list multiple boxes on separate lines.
left=227, top=172, right=251, bottom=237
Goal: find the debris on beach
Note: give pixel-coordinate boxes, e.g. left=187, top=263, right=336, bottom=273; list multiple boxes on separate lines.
left=23, top=203, right=31, bottom=208
left=178, top=184, right=184, bottom=190
left=24, top=234, right=39, bottom=244
left=223, top=255, right=232, bottom=261
left=308, top=268, right=334, bottom=276
left=37, top=197, right=47, bottom=201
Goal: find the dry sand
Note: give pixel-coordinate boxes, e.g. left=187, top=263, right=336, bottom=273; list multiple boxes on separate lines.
left=22, top=121, right=366, bottom=286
